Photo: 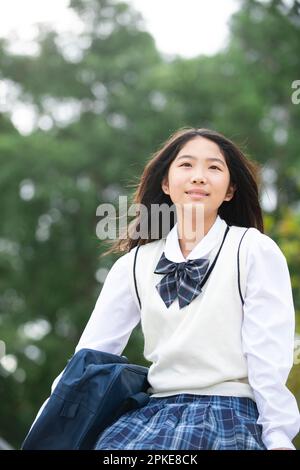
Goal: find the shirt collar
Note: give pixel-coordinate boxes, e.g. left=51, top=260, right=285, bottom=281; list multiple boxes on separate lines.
left=164, top=215, right=227, bottom=262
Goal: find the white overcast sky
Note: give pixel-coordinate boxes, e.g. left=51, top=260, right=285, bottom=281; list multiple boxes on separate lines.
left=0, top=0, right=240, bottom=58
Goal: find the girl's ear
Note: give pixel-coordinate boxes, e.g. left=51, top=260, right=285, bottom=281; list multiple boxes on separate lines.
left=161, top=176, right=170, bottom=195
left=224, top=183, right=236, bottom=202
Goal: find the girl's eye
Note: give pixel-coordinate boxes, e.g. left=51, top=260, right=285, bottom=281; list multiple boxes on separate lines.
left=179, top=163, right=221, bottom=170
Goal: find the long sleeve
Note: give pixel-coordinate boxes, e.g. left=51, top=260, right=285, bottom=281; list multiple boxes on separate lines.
left=75, top=250, right=141, bottom=356
left=29, top=250, right=141, bottom=429
left=241, top=230, right=300, bottom=450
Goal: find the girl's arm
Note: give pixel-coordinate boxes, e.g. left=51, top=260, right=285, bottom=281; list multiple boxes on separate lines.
left=74, top=249, right=141, bottom=356
left=59, top=248, right=140, bottom=382
left=29, top=249, right=141, bottom=429
left=241, top=230, right=300, bottom=450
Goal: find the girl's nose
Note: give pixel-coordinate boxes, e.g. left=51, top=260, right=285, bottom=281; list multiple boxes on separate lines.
left=191, top=174, right=207, bottom=183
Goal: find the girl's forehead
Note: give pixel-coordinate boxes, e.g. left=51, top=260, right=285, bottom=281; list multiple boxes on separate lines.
left=178, top=136, right=222, bottom=157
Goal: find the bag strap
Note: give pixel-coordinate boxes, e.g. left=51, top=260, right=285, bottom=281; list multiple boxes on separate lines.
left=133, top=244, right=142, bottom=310
left=237, top=228, right=251, bottom=306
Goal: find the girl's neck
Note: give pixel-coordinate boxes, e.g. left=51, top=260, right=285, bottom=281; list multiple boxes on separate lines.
left=177, top=213, right=217, bottom=260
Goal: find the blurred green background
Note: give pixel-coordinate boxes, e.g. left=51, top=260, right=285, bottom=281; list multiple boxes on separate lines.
left=0, top=0, right=299, bottom=449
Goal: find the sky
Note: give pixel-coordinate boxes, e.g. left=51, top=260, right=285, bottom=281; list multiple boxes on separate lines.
left=0, top=0, right=240, bottom=58
left=0, top=0, right=242, bottom=147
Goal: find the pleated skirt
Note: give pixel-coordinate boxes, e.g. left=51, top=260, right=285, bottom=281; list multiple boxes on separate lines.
left=94, top=394, right=267, bottom=450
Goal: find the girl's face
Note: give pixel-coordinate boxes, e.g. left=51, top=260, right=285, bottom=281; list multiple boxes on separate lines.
left=161, top=136, right=235, bottom=219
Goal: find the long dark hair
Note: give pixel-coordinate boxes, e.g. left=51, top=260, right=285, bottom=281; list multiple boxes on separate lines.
left=100, top=127, right=264, bottom=257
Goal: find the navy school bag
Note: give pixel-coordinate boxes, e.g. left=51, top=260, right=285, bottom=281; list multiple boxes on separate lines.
left=21, top=348, right=150, bottom=450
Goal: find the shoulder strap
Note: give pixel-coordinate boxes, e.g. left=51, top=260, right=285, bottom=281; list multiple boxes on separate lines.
left=200, top=224, right=230, bottom=288
left=133, top=245, right=141, bottom=310
left=237, top=228, right=251, bottom=306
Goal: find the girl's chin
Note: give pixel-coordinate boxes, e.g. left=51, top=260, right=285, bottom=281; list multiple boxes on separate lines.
left=174, top=202, right=207, bottom=216
left=180, top=201, right=206, bottom=208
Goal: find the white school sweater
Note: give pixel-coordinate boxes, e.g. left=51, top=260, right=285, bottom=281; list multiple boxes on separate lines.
left=129, top=224, right=255, bottom=400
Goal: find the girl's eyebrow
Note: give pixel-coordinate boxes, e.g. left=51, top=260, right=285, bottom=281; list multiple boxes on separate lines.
left=176, top=155, right=226, bottom=167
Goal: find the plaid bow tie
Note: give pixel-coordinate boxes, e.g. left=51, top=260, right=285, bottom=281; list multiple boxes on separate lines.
left=154, top=252, right=210, bottom=309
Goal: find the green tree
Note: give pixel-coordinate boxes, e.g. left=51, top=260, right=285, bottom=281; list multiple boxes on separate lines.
left=0, top=0, right=299, bottom=448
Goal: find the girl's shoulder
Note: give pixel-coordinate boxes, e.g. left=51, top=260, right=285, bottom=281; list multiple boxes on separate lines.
left=128, top=239, right=165, bottom=257
left=108, top=240, right=165, bottom=276
left=111, top=239, right=164, bottom=267
left=231, top=225, right=287, bottom=264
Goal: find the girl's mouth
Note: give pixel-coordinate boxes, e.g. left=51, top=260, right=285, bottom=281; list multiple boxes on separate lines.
left=185, top=191, right=209, bottom=199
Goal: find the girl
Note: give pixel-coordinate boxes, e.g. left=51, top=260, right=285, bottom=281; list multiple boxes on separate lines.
left=61, top=128, right=300, bottom=449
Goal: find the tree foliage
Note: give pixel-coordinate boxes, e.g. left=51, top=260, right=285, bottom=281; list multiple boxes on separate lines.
left=0, top=0, right=299, bottom=448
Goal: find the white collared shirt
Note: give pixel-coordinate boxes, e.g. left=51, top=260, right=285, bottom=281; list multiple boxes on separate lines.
left=74, top=215, right=300, bottom=450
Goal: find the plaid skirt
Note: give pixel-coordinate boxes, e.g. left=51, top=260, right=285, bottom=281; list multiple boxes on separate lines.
left=94, top=394, right=267, bottom=450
